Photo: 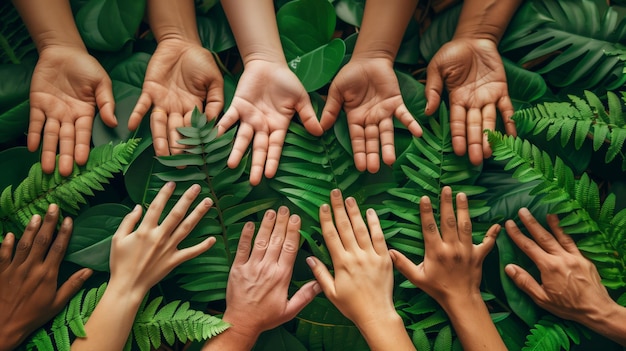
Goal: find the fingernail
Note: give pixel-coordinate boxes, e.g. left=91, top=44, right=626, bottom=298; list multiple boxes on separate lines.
left=331, top=189, right=341, bottom=198
left=366, top=208, right=376, bottom=216
left=31, top=214, right=41, bottom=225
left=265, top=210, right=276, bottom=220
left=290, top=215, right=300, bottom=223
left=133, top=204, right=142, bottom=212
left=504, top=265, right=516, bottom=276
left=306, top=256, right=316, bottom=267
left=191, top=184, right=201, bottom=193
left=80, top=269, right=93, bottom=280
left=245, top=222, right=255, bottom=230
left=312, top=282, right=322, bottom=294
left=320, top=204, right=330, bottom=213
left=458, top=192, right=467, bottom=201
left=203, top=197, right=212, bottom=207
left=279, top=206, right=289, bottom=215
left=345, top=197, right=356, bottom=207
left=48, top=204, right=58, bottom=214
left=167, top=181, right=175, bottom=189
left=425, top=101, right=429, bottom=112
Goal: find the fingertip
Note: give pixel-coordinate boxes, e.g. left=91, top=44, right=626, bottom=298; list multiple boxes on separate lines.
left=504, top=264, right=517, bottom=277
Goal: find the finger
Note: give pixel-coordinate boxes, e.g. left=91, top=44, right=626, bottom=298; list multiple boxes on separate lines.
left=11, top=215, right=41, bottom=265
left=389, top=249, right=423, bottom=287
left=306, top=256, right=336, bottom=298
left=284, top=279, right=322, bottom=320
left=366, top=208, right=388, bottom=255
left=467, top=107, right=483, bottom=166
left=129, top=92, right=152, bottom=131
left=330, top=189, right=358, bottom=250
left=319, top=85, right=343, bottom=131
left=455, top=192, right=472, bottom=245
left=233, top=222, right=255, bottom=266
left=0, top=233, right=15, bottom=271
left=58, top=122, right=75, bottom=177
left=518, top=208, right=563, bottom=255
left=168, top=112, right=185, bottom=156
left=216, top=106, right=240, bottom=137
left=546, top=214, right=580, bottom=255
left=249, top=130, right=268, bottom=186
left=379, top=116, right=396, bottom=168
left=265, top=128, right=287, bottom=179
left=424, top=63, right=443, bottom=116
left=476, top=223, right=500, bottom=258
left=95, top=77, right=117, bottom=127
left=227, top=123, right=253, bottom=171
left=174, top=236, right=216, bottom=264
left=74, top=115, right=94, bottom=166
left=278, top=214, right=301, bottom=267
left=419, top=196, right=441, bottom=248
left=296, top=94, right=323, bottom=136
left=395, top=104, right=422, bottom=137
left=140, top=182, right=176, bottom=229
left=504, top=264, right=549, bottom=304
left=204, top=79, right=225, bottom=120
left=44, top=216, right=73, bottom=268
left=449, top=104, right=467, bottom=157
left=114, top=204, right=143, bottom=238
left=364, top=123, right=381, bottom=173
left=481, top=103, right=496, bottom=159
left=439, top=186, right=458, bottom=243
left=52, top=268, right=93, bottom=313
left=41, top=117, right=60, bottom=174
left=498, top=94, right=516, bottom=137
left=26, top=204, right=59, bottom=264
left=504, top=218, right=548, bottom=265
left=170, top=198, right=213, bottom=244
left=349, top=122, right=367, bottom=172
left=151, top=108, right=170, bottom=157
left=264, top=206, right=290, bottom=262
left=319, top=203, right=343, bottom=259
left=344, top=197, right=371, bottom=250
left=161, top=184, right=203, bottom=236
left=248, top=209, right=277, bottom=262
left=27, top=107, right=45, bottom=152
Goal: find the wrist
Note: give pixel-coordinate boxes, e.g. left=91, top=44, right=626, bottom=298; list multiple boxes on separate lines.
left=36, top=32, right=87, bottom=53
left=105, top=279, right=149, bottom=306
left=452, top=26, right=501, bottom=44
left=242, top=49, right=287, bottom=67
left=152, top=27, right=202, bottom=45
left=437, top=290, right=485, bottom=315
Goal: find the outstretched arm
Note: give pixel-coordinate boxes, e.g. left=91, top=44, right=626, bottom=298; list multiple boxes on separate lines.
left=307, top=189, right=415, bottom=351
left=218, top=0, right=323, bottom=185
left=390, top=186, right=506, bottom=351
left=320, top=0, right=422, bottom=173
left=129, top=0, right=224, bottom=157
left=425, top=0, right=521, bottom=165
left=12, top=0, right=117, bottom=176
left=71, top=183, right=215, bottom=351
left=505, top=209, right=626, bottom=346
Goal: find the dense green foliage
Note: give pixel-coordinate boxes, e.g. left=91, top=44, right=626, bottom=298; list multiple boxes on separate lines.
left=1, top=0, right=625, bottom=350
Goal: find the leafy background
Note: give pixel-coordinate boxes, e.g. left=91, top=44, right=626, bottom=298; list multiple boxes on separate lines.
left=1, top=0, right=626, bottom=350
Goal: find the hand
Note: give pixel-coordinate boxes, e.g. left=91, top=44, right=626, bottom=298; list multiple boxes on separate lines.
left=424, top=38, right=516, bottom=165
left=109, top=182, right=216, bottom=298
left=221, top=207, right=320, bottom=341
left=389, top=186, right=500, bottom=307
left=0, top=205, right=92, bottom=350
left=129, top=39, right=224, bottom=156
left=28, top=46, right=117, bottom=177
left=217, top=60, right=324, bottom=185
left=504, top=208, right=616, bottom=325
left=320, top=58, right=422, bottom=173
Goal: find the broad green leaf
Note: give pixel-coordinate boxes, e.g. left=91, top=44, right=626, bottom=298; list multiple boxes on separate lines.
left=0, top=147, right=39, bottom=191
left=277, top=0, right=336, bottom=61
left=254, top=327, right=308, bottom=351
left=197, top=5, right=236, bottom=53
left=503, top=57, right=548, bottom=107
left=289, top=38, right=345, bottom=92
left=333, top=0, right=364, bottom=27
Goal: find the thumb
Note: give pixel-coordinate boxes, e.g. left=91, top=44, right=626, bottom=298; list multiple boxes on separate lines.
left=96, top=79, right=117, bottom=127
left=52, top=268, right=93, bottom=313
left=319, top=84, right=343, bottom=132
left=424, top=61, right=444, bottom=116
left=306, top=256, right=336, bottom=298
left=296, top=95, right=323, bottom=137
left=389, top=249, right=422, bottom=287
left=284, top=280, right=322, bottom=320
left=504, top=264, right=548, bottom=304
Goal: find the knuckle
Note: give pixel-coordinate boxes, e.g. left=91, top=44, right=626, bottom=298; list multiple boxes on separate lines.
left=254, top=239, right=268, bottom=250
left=49, top=242, right=66, bottom=254
left=460, top=221, right=472, bottom=234
left=445, top=218, right=456, bottom=228
left=425, top=223, right=438, bottom=233
left=16, top=240, right=31, bottom=253
left=282, top=240, right=298, bottom=254
left=34, top=234, right=51, bottom=248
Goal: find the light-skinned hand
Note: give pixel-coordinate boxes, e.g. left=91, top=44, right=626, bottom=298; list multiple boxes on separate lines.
left=424, top=38, right=516, bottom=166
left=217, top=60, right=324, bottom=186
left=129, top=39, right=224, bottom=157
left=28, top=46, right=117, bottom=177
left=320, top=58, right=422, bottom=173
left=0, top=205, right=92, bottom=350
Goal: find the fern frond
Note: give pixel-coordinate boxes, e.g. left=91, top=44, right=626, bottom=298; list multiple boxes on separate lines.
left=488, top=132, right=626, bottom=288
left=0, top=1, right=36, bottom=64
left=0, top=139, right=139, bottom=235
left=522, top=316, right=583, bottom=351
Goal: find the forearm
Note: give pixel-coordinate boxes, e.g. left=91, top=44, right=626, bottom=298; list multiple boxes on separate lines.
left=352, top=0, right=418, bottom=61
left=71, top=284, right=145, bottom=351
left=11, top=0, right=85, bottom=52
left=356, top=313, right=416, bottom=351
left=441, top=294, right=507, bottom=351
left=220, top=0, right=285, bottom=65
left=581, top=302, right=626, bottom=346
left=147, top=0, right=201, bottom=44
left=453, top=0, right=523, bottom=43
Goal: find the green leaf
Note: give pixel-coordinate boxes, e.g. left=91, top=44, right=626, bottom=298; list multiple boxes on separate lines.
left=288, top=38, right=346, bottom=92
left=333, top=0, right=364, bottom=27
left=277, top=0, right=336, bottom=61
left=197, top=4, right=236, bottom=53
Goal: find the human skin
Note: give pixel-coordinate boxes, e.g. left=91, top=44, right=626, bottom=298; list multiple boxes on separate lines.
left=505, top=209, right=626, bottom=346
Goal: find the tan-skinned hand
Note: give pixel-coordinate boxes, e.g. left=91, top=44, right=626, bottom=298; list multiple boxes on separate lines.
left=0, top=205, right=92, bottom=350
left=108, top=182, right=216, bottom=299
left=128, top=39, right=224, bottom=157
left=28, top=46, right=117, bottom=177
left=216, top=60, right=324, bottom=186
left=320, top=58, right=422, bottom=173
left=424, top=38, right=516, bottom=166
left=220, top=207, right=320, bottom=342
